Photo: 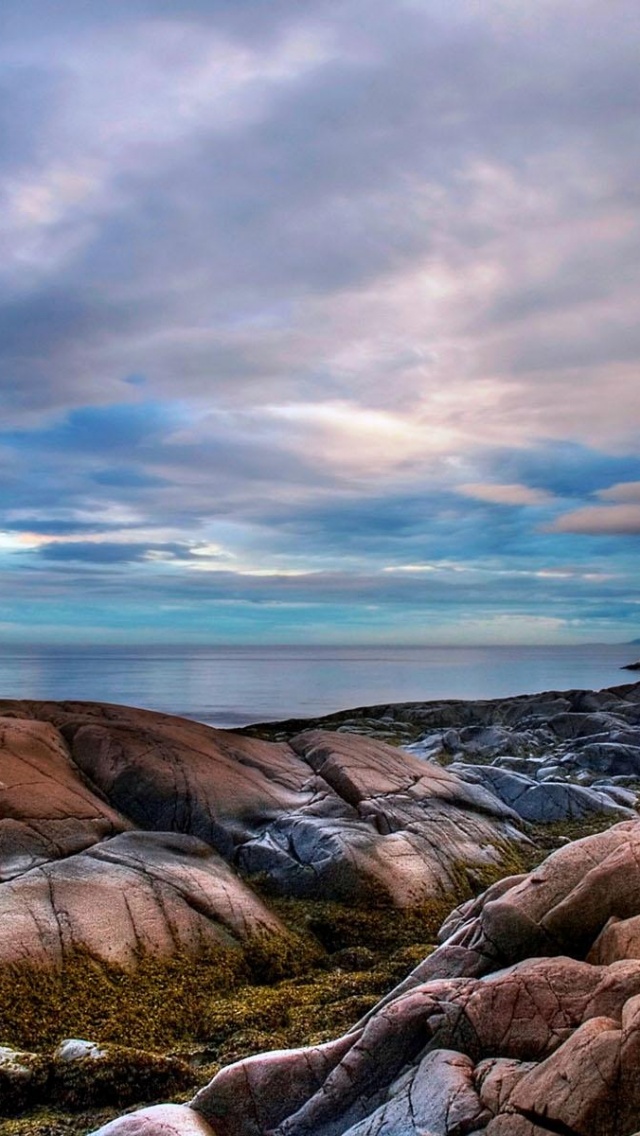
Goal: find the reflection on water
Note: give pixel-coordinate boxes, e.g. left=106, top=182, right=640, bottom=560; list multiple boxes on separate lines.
left=0, top=643, right=634, bottom=728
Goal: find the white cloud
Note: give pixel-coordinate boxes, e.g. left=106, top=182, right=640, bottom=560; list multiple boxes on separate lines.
left=598, top=481, right=640, bottom=503
left=548, top=504, right=640, bottom=535
left=456, top=482, right=553, bottom=506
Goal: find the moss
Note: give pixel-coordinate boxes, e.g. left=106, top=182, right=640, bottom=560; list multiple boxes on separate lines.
left=521, top=813, right=626, bottom=866
left=267, top=894, right=456, bottom=955
left=0, top=1052, right=50, bottom=1115
left=0, top=873, right=507, bottom=1059
left=0, top=1105, right=121, bottom=1136
left=0, top=945, right=248, bottom=1052
left=52, top=1046, right=195, bottom=1110
left=241, top=928, right=322, bottom=985
left=193, top=956, right=411, bottom=1069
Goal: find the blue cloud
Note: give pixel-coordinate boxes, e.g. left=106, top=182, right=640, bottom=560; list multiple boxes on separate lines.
left=1, top=401, right=179, bottom=454
left=90, top=467, right=167, bottom=488
left=488, top=443, right=640, bottom=500
left=31, top=541, right=190, bottom=564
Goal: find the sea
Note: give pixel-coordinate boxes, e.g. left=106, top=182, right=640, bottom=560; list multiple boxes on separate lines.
left=0, top=643, right=636, bottom=729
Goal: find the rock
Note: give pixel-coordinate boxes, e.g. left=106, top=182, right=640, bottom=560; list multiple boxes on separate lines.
left=588, top=914, right=640, bottom=965
left=3, top=686, right=639, bottom=1134
left=0, top=716, right=128, bottom=880
left=502, top=996, right=640, bottom=1135
left=475, top=1055, right=536, bottom=1115
left=55, top=1038, right=106, bottom=1063
left=597, top=783, right=638, bottom=807
left=448, top=763, right=635, bottom=823
left=89, top=1104, right=216, bottom=1136
left=286, top=682, right=640, bottom=814
left=437, top=873, right=526, bottom=944
left=239, top=729, right=524, bottom=906
left=340, top=1049, right=490, bottom=1136
left=0, top=701, right=528, bottom=926
left=0, top=830, right=288, bottom=969
left=192, top=1033, right=357, bottom=1136
left=188, top=953, right=640, bottom=1136
left=485, top=1119, right=555, bottom=1135
left=479, top=820, right=640, bottom=959
left=575, top=742, right=640, bottom=776
left=102, top=816, right=640, bottom=1136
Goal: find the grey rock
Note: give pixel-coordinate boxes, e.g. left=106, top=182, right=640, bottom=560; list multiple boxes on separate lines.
left=341, top=1049, right=490, bottom=1136
left=449, top=763, right=634, bottom=823
left=592, top=784, right=638, bottom=807
left=55, top=1039, right=106, bottom=1063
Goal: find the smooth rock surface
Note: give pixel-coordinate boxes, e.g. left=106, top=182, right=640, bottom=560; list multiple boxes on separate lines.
left=0, top=700, right=528, bottom=951
left=0, top=716, right=128, bottom=880
left=88, top=1104, right=215, bottom=1136
left=0, top=829, right=286, bottom=969
left=0, top=689, right=638, bottom=1130
left=447, top=762, right=635, bottom=822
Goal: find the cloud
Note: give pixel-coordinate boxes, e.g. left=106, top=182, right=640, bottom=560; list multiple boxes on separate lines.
left=548, top=504, right=640, bottom=535
left=546, top=480, right=640, bottom=535
left=1, top=1, right=640, bottom=641
left=597, top=481, right=640, bottom=503
left=482, top=444, right=640, bottom=500
left=456, top=483, right=554, bottom=507
left=30, top=541, right=189, bottom=564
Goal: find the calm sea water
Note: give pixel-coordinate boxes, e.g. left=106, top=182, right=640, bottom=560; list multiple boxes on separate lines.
left=0, top=643, right=636, bottom=728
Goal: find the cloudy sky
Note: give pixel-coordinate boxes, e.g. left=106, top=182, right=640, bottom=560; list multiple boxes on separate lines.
left=1, top=0, right=639, bottom=644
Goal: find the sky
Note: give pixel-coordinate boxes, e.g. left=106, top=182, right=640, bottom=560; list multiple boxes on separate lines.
left=0, top=0, right=639, bottom=646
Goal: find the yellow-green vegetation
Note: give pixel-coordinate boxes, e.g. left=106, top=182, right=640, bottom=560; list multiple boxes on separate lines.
left=2, top=1106, right=121, bottom=1136
left=0, top=896, right=454, bottom=1054
left=0, top=897, right=446, bottom=1131
left=52, top=1047, right=195, bottom=1111
left=529, top=813, right=627, bottom=849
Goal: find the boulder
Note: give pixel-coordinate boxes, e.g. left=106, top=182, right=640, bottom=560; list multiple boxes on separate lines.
left=296, top=681, right=640, bottom=813
left=340, top=1049, right=490, bottom=1136
left=0, top=716, right=128, bottom=880
left=449, top=763, right=635, bottom=822
left=88, top=1104, right=215, bottom=1136
left=0, top=702, right=527, bottom=916
left=0, top=830, right=287, bottom=969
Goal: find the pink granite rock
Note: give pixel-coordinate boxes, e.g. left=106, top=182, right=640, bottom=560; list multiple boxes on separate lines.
left=88, top=1104, right=216, bottom=1136
left=0, top=716, right=128, bottom=880
left=0, top=831, right=287, bottom=969
left=0, top=701, right=526, bottom=915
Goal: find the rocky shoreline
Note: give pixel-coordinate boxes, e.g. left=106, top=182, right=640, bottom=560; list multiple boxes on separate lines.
left=0, top=683, right=639, bottom=1134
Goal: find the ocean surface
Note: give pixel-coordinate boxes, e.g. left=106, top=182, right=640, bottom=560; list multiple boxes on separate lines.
left=0, top=643, right=636, bottom=728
